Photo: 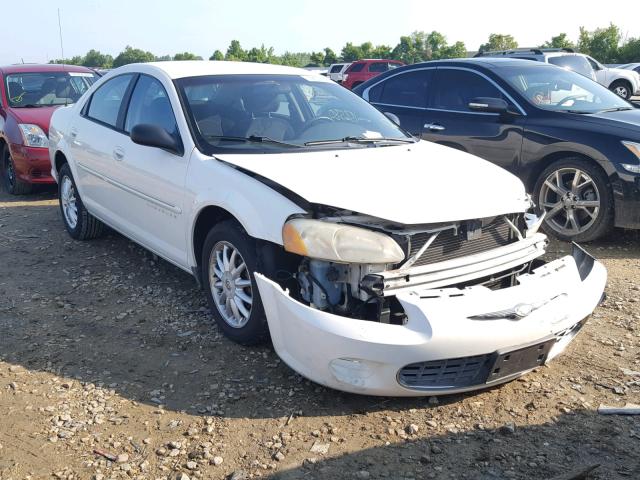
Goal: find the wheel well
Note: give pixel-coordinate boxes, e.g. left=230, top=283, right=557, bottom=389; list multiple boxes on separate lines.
left=54, top=151, right=68, bottom=174
left=610, top=78, right=632, bottom=88
left=525, top=152, right=608, bottom=192
left=192, top=206, right=237, bottom=269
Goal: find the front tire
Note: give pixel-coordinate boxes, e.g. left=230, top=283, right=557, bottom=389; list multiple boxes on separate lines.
left=533, top=158, right=613, bottom=242
left=58, top=163, right=104, bottom=240
left=2, top=144, right=33, bottom=195
left=201, top=220, right=269, bottom=345
left=609, top=80, right=632, bottom=100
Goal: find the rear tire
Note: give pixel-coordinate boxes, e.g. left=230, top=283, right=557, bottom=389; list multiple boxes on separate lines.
left=2, top=144, right=33, bottom=195
left=533, top=158, right=613, bottom=242
left=58, top=163, right=104, bottom=240
left=609, top=80, right=632, bottom=100
left=201, top=220, right=269, bottom=345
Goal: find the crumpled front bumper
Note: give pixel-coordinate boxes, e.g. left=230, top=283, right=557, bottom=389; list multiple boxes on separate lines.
left=255, top=246, right=606, bottom=397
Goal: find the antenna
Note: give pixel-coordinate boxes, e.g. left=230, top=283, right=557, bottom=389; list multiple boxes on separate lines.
left=57, top=8, right=65, bottom=62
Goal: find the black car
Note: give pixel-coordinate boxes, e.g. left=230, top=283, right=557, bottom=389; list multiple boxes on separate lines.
left=353, top=58, right=640, bottom=242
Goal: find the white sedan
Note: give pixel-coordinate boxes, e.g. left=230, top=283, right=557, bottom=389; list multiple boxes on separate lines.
left=48, top=61, right=606, bottom=396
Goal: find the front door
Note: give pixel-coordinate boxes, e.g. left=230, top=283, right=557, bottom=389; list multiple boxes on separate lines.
left=422, top=67, right=526, bottom=173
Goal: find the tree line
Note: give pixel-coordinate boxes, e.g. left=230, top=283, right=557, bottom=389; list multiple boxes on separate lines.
left=50, top=24, right=640, bottom=69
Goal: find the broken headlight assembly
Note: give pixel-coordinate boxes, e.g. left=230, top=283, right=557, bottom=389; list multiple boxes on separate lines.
left=282, top=218, right=405, bottom=264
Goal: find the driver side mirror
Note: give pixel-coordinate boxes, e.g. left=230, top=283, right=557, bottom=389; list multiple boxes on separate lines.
left=384, top=111, right=401, bottom=126
left=131, top=124, right=183, bottom=155
left=468, top=97, right=510, bottom=114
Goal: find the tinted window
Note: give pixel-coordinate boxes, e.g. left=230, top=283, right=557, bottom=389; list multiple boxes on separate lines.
left=375, top=69, right=433, bottom=107
left=125, top=75, right=178, bottom=135
left=548, top=56, right=594, bottom=78
left=368, top=62, right=387, bottom=73
left=433, top=69, right=504, bottom=112
left=348, top=63, right=365, bottom=73
left=330, top=65, right=343, bottom=73
left=87, top=74, right=133, bottom=127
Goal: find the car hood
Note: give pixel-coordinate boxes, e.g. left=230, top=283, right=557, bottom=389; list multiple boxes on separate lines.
left=215, top=141, right=529, bottom=225
left=9, top=105, right=61, bottom=135
left=570, top=107, right=640, bottom=135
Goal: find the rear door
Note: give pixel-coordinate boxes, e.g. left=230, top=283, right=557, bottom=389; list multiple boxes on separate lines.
left=422, top=67, right=526, bottom=172
left=69, top=73, right=135, bottom=224
left=366, top=68, right=435, bottom=135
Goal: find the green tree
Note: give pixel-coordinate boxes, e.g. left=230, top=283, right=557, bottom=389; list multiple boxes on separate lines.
left=155, top=55, right=172, bottom=62
left=246, top=45, right=276, bottom=63
left=50, top=55, right=83, bottom=65
left=341, top=42, right=362, bottom=62
left=225, top=40, right=247, bottom=61
left=322, top=47, right=338, bottom=66
left=618, top=37, right=640, bottom=63
left=437, top=41, right=467, bottom=60
left=391, top=33, right=425, bottom=64
left=173, top=52, right=202, bottom=61
left=112, top=46, right=155, bottom=67
left=371, top=44, right=393, bottom=59
left=541, top=33, right=575, bottom=50
left=309, top=51, right=325, bottom=66
left=209, top=50, right=225, bottom=61
left=82, top=49, right=113, bottom=68
left=279, top=52, right=311, bottom=67
left=478, top=33, right=518, bottom=53
left=578, top=23, right=621, bottom=62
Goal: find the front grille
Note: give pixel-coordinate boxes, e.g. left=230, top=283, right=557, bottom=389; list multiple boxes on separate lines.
left=398, top=354, right=492, bottom=389
left=408, top=217, right=515, bottom=267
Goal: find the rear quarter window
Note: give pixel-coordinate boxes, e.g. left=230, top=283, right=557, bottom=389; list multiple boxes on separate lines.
left=347, top=63, right=365, bottom=73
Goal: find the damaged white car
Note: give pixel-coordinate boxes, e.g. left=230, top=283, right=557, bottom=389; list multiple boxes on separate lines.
left=48, top=61, right=607, bottom=396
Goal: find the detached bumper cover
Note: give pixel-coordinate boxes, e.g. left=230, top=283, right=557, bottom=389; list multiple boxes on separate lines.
left=255, top=246, right=606, bottom=396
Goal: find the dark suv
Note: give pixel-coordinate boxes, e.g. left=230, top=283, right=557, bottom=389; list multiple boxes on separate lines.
left=354, top=58, right=640, bottom=241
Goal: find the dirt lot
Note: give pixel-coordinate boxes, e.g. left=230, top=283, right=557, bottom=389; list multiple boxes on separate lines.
left=1, top=186, right=639, bottom=480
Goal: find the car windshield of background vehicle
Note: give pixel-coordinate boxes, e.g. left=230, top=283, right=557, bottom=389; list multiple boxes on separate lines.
left=502, top=66, right=631, bottom=114
left=5, top=71, right=98, bottom=108
left=548, top=56, right=595, bottom=79
left=176, top=74, right=413, bottom=152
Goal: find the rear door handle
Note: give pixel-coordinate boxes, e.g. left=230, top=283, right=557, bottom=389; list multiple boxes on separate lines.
left=113, top=147, right=125, bottom=161
left=424, top=123, right=446, bottom=132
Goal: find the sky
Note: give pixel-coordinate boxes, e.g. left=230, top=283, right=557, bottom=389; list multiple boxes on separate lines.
left=1, top=0, right=638, bottom=64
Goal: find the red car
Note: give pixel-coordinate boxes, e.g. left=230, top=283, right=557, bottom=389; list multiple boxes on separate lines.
left=0, top=64, right=98, bottom=194
left=342, top=59, right=405, bottom=90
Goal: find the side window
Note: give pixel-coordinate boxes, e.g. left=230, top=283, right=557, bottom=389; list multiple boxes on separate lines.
left=375, top=70, right=433, bottom=107
left=86, top=74, right=133, bottom=127
left=368, top=62, right=387, bottom=73
left=124, top=75, right=178, bottom=135
left=348, top=63, right=365, bottom=73
left=433, top=69, right=505, bottom=112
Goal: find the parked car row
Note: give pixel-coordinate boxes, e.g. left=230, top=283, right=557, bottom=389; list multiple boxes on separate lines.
left=43, top=61, right=607, bottom=396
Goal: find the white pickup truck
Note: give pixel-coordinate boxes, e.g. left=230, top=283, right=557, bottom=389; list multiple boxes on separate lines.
left=587, top=55, right=640, bottom=99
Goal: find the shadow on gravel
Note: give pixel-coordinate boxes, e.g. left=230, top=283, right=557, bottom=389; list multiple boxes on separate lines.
left=262, top=410, right=640, bottom=480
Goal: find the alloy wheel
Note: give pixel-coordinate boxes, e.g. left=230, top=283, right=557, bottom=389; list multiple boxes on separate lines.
left=60, top=176, right=78, bottom=229
left=209, top=241, right=253, bottom=328
left=613, top=85, right=629, bottom=98
left=539, top=168, right=600, bottom=237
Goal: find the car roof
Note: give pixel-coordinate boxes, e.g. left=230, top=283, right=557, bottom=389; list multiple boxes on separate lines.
left=411, top=57, right=551, bottom=69
left=117, top=60, right=313, bottom=80
left=0, top=63, right=95, bottom=75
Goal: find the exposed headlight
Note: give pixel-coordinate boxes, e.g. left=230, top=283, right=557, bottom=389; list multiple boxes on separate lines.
left=282, top=218, right=405, bottom=264
left=18, top=124, right=49, bottom=148
left=621, top=141, right=640, bottom=173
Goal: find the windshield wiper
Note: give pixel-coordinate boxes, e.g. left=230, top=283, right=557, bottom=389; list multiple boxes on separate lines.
left=204, top=135, right=301, bottom=148
left=304, top=136, right=415, bottom=146
left=564, top=109, right=594, bottom=114
left=597, top=107, right=634, bottom=113
left=16, top=104, right=48, bottom=108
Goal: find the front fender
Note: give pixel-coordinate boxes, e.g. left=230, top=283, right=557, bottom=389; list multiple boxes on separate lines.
left=186, top=155, right=306, bottom=268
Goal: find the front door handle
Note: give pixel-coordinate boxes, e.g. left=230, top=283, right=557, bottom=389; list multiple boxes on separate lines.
left=113, top=147, right=125, bottom=161
left=69, top=128, right=78, bottom=139
left=424, top=123, right=446, bottom=132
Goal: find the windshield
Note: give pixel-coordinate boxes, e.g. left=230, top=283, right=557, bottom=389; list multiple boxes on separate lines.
left=502, top=65, right=631, bottom=113
left=547, top=55, right=595, bottom=80
left=176, top=74, right=411, bottom=152
left=5, top=71, right=98, bottom=108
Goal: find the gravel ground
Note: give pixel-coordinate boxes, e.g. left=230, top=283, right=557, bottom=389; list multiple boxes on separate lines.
left=0, top=187, right=639, bottom=480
